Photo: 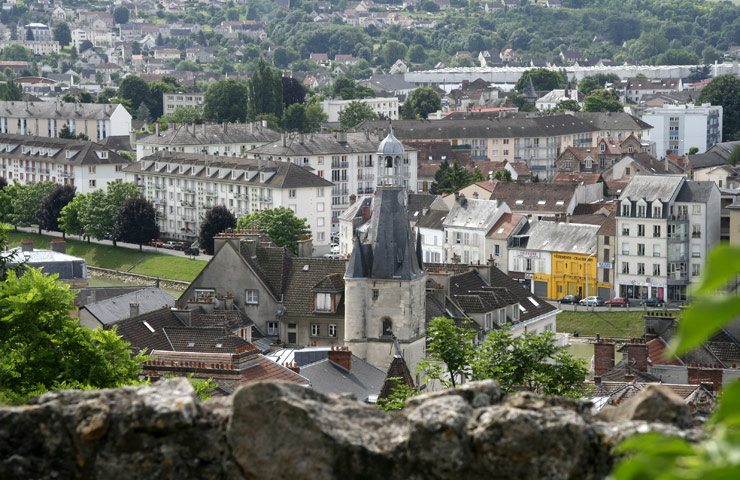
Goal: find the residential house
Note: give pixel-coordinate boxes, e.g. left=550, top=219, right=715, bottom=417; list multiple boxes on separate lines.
left=162, top=92, right=205, bottom=115
left=123, top=152, right=333, bottom=249
left=1, top=239, right=88, bottom=288
left=78, top=287, right=176, bottom=329
left=0, top=40, right=59, bottom=56
left=389, top=59, right=408, bottom=74
left=574, top=112, right=653, bottom=140
left=320, top=97, right=398, bottom=123
left=488, top=182, right=588, bottom=219
left=556, top=135, right=643, bottom=173
left=0, top=133, right=132, bottom=193
left=615, top=77, right=683, bottom=104
left=500, top=49, right=517, bottom=62
left=443, top=195, right=510, bottom=265
left=485, top=212, right=527, bottom=273
left=309, top=53, right=330, bottom=67
left=643, top=103, right=723, bottom=157
left=601, top=153, right=686, bottom=182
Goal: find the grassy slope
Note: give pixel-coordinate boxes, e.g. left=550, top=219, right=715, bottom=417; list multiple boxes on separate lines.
left=556, top=310, right=647, bottom=338
left=7, top=231, right=206, bottom=282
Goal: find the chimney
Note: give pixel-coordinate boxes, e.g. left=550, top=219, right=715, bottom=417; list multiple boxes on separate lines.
left=129, top=130, right=136, bottom=150
left=593, top=375, right=602, bottom=385
left=298, top=133, right=304, bottom=144
left=50, top=239, right=66, bottom=254
left=223, top=122, right=228, bottom=134
left=285, top=361, right=300, bottom=374
left=172, top=307, right=193, bottom=326
left=593, top=338, right=615, bottom=376
left=624, top=339, right=648, bottom=372
left=20, top=239, right=33, bottom=252
left=337, top=130, right=347, bottom=143
left=624, top=373, right=635, bottom=383
left=361, top=205, right=371, bottom=220
left=223, top=295, right=234, bottom=310
left=349, top=193, right=357, bottom=205
left=130, top=302, right=140, bottom=317
left=88, top=289, right=96, bottom=304
left=262, top=119, right=267, bottom=128
left=241, top=239, right=257, bottom=258
left=297, top=236, right=313, bottom=258
left=155, top=122, right=160, bottom=136
left=328, top=346, right=351, bottom=371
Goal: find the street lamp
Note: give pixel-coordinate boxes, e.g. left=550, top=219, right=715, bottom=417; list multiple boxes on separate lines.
left=585, top=253, right=596, bottom=298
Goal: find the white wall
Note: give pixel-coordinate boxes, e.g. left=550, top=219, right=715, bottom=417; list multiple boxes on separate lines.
left=110, top=104, right=132, bottom=137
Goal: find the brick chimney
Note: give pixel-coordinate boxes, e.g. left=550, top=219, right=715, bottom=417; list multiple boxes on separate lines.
left=328, top=345, right=351, bottom=371
left=624, top=373, right=635, bottom=383
left=688, top=364, right=724, bottom=392
left=50, top=239, right=66, bottom=254
left=20, top=239, right=33, bottom=252
left=285, top=361, right=300, bottom=374
left=623, top=338, right=648, bottom=372
left=130, top=302, right=140, bottom=317
left=593, top=338, right=615, bottom=376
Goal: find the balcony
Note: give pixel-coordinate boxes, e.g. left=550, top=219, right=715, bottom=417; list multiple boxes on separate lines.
left=156, top=211, right=166, bottom=219
left=357, top=187, right=374, bottom=194
left=154, top=185, right=166, bottom=191
left=667, top=234, right=687, bottom=243
left=668, top=214, right=688, bottom=222
left=233, top=193, right=245, bottom=199
left=180, top=200, right=194, bottom=207
left=183, top=216, right=197, bottom=222
left=667, top=272, right=688, bottom=282
left=331, top=161, right=349, bottom=169
left=60, top=172, right=72, bottom=178
left=205, top=191, right=216, bottom=198
left=155, top=198, right=166, bottom=205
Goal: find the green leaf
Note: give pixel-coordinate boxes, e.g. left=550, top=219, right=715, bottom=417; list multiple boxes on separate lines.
left=691, top=245, right=740, bottom=296
left=709, top=381, right=740, bottom=429
left=668, top=296, right=740, bottom=357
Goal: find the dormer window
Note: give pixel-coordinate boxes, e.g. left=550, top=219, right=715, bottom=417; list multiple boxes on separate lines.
left=621, top=201, right=631, bottom=217
left=599, top=143, right=606, bottom=152
left=98, top=151, right=108, bottom=159
left=315, top=293, right=333, bottom=312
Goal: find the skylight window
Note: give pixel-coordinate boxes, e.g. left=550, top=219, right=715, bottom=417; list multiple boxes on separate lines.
left=303, top=265, right=309, bottom=271
left=497, top=227, right=504, bottom=234
left=187, top=342, right=195, bottom=347
left=143, top=321, right=155, bottom=333
left=528, top=297, right=539, bottom=307
left=518, top=304, right=527, bottom=313
left=515, top=200, right=524, bottom=205
left=537, top=200, right=546, bottom=205
left=216, top=343, right=223, bottom=348
left=556, top=201, right=564, bottom=206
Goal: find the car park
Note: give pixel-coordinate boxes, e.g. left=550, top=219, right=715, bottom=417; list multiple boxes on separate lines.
left=579, top=296, right=605, bottom=306
left=640, top=297, right=665, bottom=307
left=171, top=242, right=188, bottom=251
left=184, top=247, right=200, bottom=256
left=149, top=240, right=164, bottom=248
left=556, top=295, right=581, bottom=304
left=605, top=297, right=629, bottom=307
left=162, top=241, right=179, bottom=249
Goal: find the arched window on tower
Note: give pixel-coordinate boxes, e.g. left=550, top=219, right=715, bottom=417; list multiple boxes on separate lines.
left=381, top=317, right=392, bottom=337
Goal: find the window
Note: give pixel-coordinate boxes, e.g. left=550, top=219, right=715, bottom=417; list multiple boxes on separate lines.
left=88, top=179, right=96, bottom=188
left=372, top=289, right=379, bottom=300
left=600, top=143, right=606, bottom=152
left=267, top=321, right=278, bottom=335
left=525, top=258, right=532, bottom=271
left=246, top=289, right=259, bottom=304
left=692, top=264, right=700, bottom=277
left=653, top=225, right=661, bottom=238
left=88, top=166, right=96, bottom=173
left=605, top=236, right=610, bottom=245
left=653, top=244, right=661, bottom=257
left=317, top=188, right=324, bottom=197
left=622, top=224, right=630, bottom=236
left=485, top=312, right=493, bottom=330
left=653, top=206, right=662, bottom=218
left=622, top=243, right=629, bottom=255
left=692, top=225, right=701, bottom=239
left=381, top=317, right=392, bottom=336
left=195, top=288, right=215, bottom=300
left=637, top=204, right=646, bottom=217
left=692, top=205, right=701, bottom=215
left=637, top=263, right=645, bottom=275
left=653, top=264, right=661, bottom=276
left=288, top=332, right=297, bottom=344
left=315, top=293, right=332, bottom=312
left=637, top=224, right=645, bottom=237
left=311, top=324, right=320, bottom=336
left=626, top=167, right=631, bottom=176
left=289, top=189, right=296, bottom=198
left=603, top=269, right=609, bottom=282
left=621, top=203, right=630, bottom=217
left=692, top=246, right=701, bottom=258
left=622, top=262, right=630, bottom=274
left=494, top=244, right=501, bottom=256
left=637, top=244, right=645, bottom=256
left=329, top=324, right=337, bottom=337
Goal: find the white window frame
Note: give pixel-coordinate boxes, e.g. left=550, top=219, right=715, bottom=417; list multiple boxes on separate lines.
left=246, top=289, right=259, bottom=304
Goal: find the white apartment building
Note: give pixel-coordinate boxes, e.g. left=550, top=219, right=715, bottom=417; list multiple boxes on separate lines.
left=0, top=40, right=59, bottom=56
left=417, top=207, right=448, bottom=263
left=135, top=122, right=280, bottom=161
left=163, top=92, right=205, bottom=115
left=247, top=131, right=418, bottom=227
left=616, top=176, right=720, bottom=302
left=0, top=134, right=130, bottom=193
left=320, top=97, right=399, bottom=123
left=643, top=103, right=722, bottom=157
left=0, top=101, right=131, bottom=141
left=123, top=152, right=334, bottom=252
left=443, top=195, right=510, bottom=264
left=25, top=23, right=51, bottom=41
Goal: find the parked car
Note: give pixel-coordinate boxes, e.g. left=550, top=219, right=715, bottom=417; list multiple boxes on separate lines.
left=556, top=295, right=581, bottom=304
left=640, top=297, right=665, bottom=307
left=579, top=296, right=605, bottom=306
left=330, top=243, right=340, bottom=254
left=605, top=297, right=629, bottom=307
left=183, top=247, right=200, bottom=256
left=149, top=240, right=164, bottom=248
left=162, top=241, right=179, bottom=249
left=171, top=242, right=188, bottom=251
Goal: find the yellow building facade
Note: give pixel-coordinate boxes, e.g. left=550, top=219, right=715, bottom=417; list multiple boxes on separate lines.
left=546, top=252, right=609, bottom=299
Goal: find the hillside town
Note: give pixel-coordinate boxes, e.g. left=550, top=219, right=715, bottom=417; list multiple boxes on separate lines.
left=4, top=0, right=740, bottom=476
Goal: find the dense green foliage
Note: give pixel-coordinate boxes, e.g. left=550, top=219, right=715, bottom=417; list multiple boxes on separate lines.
left=376, top=377, right=420, bottom=412
left=247, top=59, right=284, bottom=121
left=114, top=197, right=159, bottom=251
left=431, top=160, right=484, bottom=194
left=699, top=74, right=740, bottom=141
left=338, top=100, right=378, bottom=129
left=205, top=78, right=250, bottom=123
left=402, top=86, right=441, bottom=119
left=37, top=185, right=76, bottom=234
left=237, top=207, right=310, bottom=255
left=199, top=205, right=236, bottom=255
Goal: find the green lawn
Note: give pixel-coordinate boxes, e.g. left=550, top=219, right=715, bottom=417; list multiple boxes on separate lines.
left=7, top=231, right=206, bottom=282
left=556, top=310, right=647, bottom=338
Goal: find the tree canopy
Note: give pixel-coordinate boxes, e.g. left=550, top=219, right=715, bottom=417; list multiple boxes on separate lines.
left=247, top=59, right=283, bottom=121
left=515, top=68, right=564, bottom=93
left=338, top=100, right=378, bottom=129
left=583, top=88, right=622, bottom=113
left=113, top=5, right=130, bottom=24
left=204, top=78, right=249, bottom=123
left=114, top=196, right=160, bottom=251
left=431, top=160, right=484, bottom=194
left=403, top=87, right=441, bottom=120
left=236, top=207, right=310, bottom=255
left=52, top=21, right=71, bottom=47
left=699, top=74, right=740, bottom=141
left=37, top=185, right=76, bottom=235
left=198, top=205, right=236, bottom=255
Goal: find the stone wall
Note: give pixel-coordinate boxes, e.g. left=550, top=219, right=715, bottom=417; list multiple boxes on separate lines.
left=88, top=266, right=188, bottom=292
left=0, top=379, right=700, bottom=480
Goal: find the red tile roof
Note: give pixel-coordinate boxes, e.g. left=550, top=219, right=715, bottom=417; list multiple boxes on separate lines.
left=241, top=355, right=310, bottom=386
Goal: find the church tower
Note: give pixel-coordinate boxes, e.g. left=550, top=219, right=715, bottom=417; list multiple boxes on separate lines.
left=343, top=125, right=427, bottom=375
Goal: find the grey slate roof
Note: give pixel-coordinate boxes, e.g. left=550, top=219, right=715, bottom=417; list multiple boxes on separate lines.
left=137, top=122, right=280, bottom=147
left=81, top=287, right=176, bottom=326
left=249, top=132, right=415, bottom=157
left=299, top=355, right=386, bottom=401
left=0, top=100, right=123, bottom=120
left=417, top=208, right=447, bottom=230
left=359, top=114, right=599, bottom=140
left=2, top=247, right=88, bottom=281
left=675, top=180, right=717, bottom=203
left=124, top=151, right=333, bottom=189
left=515, top=221, right=599, bottom=254
left=361, top=74, right=416, bottom=92
left=688, top=152, right=726, bottom=169
left=619, top=175, right=684, bottom=203
left=443, top=197, right=505, bottom=230
left=489, top=182, right=576, bottom=213
left=573, top=112, right=653, bottom=132
left=0, top=133, right=131, bottom=166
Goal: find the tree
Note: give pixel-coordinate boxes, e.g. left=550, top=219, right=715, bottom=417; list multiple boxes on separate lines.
left=376, top=378, right=420, bottom=411
left=382, top=40, right=408, bottom=68
left=59, top=193, right=87, bottom=239
left=236, top=207, right=310, bottom=254
left=282, top=76, right=306, bottom=107
left=688, top=146, right=700, bottom=155
left=114, top=5, right=130, bottom=24
left=578, top=74, right=620, bottom=95
left=583, top=88, right=622, bottom=113
left=37, top=185, right=76, bottom=235
left=404, top=86, right=441, bottom=120
left=8, top=182, right=55, bottom=233
left=282, top=103, right=307, bottom=132
left=170, top=106, right=204, bottom=124
left=115, top=197, right=159, bottom=251
left=514, top=68, right=564, bottom=93
left=331, top=77, right=375, bottom=100
left=247, top=59, right=283, bottom=120
left=118, top=75, right=151, bottom=111
left=338, top=100, right=378, bottom=129
left=25, top=28, right=33, bottom=41
left=199, top=205, right=236, bottom=255
left=407, top=44, right=427, bottom=64
left=552, top=99, right=580, bottom=112
left=78, top=91, right=93, bottom=103
left=493, top=169, right=513, bottom=182
left=131, top=41, right=141, bottom=56
left=417, top=317, right=477, bottom=388
left=0, top=80, right=22, bottom=101
left=204, top=78, right=249, bottom=123
left=656, top=48, right=699, bottom=66
left=430, top=159, right=477, bottom=194
left=699, top=74, right=740, bottom=141
left=52, top=21, right=71, bottom=47
left=79, top=183, right=140, bottom=246
left=1, top=44, right=31, bottom=61
left=728, top=145, right=740, bottom=165
left=78, top=40, right=94, bottom=53
left=136, top=103, right=151, bottom=122
left=0, top=267, right=147, bottom=405
left=304, top=103, right=327, bottom=133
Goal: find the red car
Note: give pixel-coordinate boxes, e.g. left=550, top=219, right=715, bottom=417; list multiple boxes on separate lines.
left=148, top=240, right=164, bottom=248
left=605, top=297, right=629, bottom=307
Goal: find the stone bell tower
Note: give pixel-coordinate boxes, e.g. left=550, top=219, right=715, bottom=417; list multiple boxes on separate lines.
left=343, top=124, right=427, bottom=376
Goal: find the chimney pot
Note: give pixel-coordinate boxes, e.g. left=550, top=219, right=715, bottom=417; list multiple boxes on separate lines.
left=20, top=239, right=33, bottom=252
left=50, top=239, right=66, bottom=254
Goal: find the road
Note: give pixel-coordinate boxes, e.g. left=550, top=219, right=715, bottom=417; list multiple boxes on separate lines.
left=13, top=226, right=214, bottom=262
